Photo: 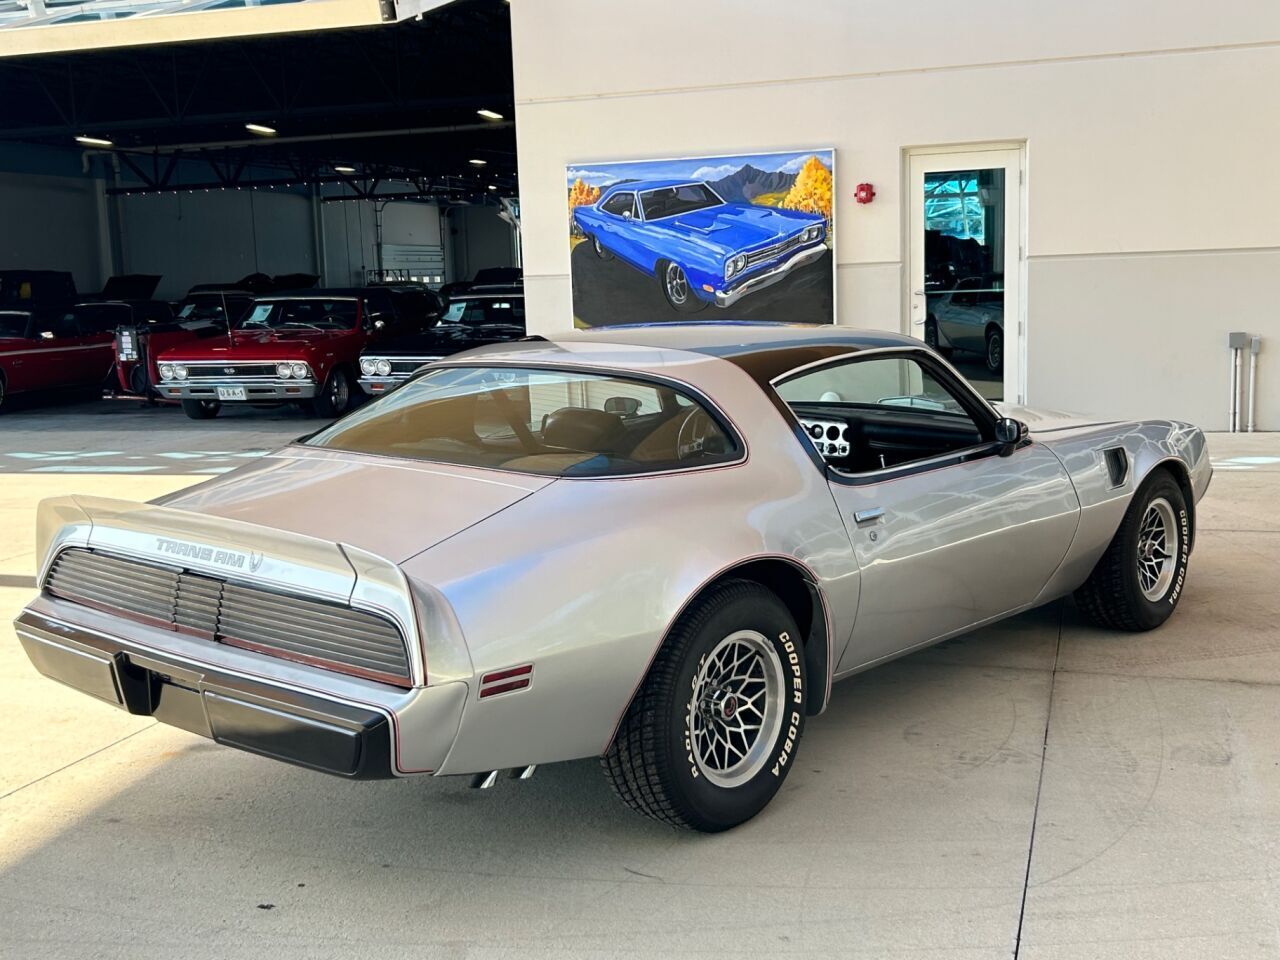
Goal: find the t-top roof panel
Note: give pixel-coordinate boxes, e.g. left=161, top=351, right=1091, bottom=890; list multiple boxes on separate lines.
left=0, top=0, right=449, bottom=56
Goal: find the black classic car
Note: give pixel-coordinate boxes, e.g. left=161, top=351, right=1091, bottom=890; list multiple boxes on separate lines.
left=357, top=285, right=526, bottom=395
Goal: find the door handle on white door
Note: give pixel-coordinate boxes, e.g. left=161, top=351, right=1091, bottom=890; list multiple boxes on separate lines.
left=853, top=507, right=885, bottom=525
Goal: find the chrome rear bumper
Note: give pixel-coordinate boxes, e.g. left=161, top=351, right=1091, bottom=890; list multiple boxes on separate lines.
left=14, top=606, right=466, bottom=779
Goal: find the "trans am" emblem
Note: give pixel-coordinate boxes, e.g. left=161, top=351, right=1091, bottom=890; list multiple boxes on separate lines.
left=154, top=536, right=264, bottom=573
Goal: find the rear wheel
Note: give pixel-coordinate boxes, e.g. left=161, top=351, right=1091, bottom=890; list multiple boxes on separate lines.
left=923, top=317, right=952, bottom=358
left=602, top=579, right=806, bottom=832
left=1075, top=471, right=1191, bottom=631
left=307, top=367, right=352, bottom=418
left=591, top=235, right=614, bottom=260
left=181, top=399, right=220, bottom=420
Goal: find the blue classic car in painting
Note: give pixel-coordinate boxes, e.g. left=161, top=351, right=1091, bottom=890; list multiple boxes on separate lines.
left=572, top=179, right=827, bottom=312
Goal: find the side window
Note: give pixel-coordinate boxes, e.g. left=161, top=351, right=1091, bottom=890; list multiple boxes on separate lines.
left=366, top=291, right=394, bottom=322
left=601, top=192, right=635, bottom=218
left=51, top=312, right=82, bottom=338
left=775, top=354, right=988, bottom=473
left=76, top=306, right=123, bottom=334
left=950, top=277, right=981, bottom=307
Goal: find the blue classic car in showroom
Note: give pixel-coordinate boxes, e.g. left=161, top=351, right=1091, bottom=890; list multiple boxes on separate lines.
left=572, top=180, right=828, bottom=313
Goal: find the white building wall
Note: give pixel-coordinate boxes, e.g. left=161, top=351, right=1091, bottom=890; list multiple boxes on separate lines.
left=511, top=0, right=1280, bottom=429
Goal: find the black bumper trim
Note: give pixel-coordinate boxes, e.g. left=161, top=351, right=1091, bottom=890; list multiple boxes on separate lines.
left=15, top=611, right=395, bottom=780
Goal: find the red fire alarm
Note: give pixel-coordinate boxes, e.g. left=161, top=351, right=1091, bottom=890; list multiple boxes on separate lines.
left=854, top=183, right=875, bottom=204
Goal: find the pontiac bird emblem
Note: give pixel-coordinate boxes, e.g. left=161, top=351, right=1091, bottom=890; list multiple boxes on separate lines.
left=249, top=551, right=264, bottom=573
left=224, top=367, right=237, bottom=375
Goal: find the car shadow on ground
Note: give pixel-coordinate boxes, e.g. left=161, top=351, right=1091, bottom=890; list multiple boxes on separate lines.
left=570, top=242, right=835, bottom=327
left=1, top=601, right=1068, bottom=865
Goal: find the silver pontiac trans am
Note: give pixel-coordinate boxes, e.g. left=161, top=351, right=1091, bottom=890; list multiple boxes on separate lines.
left=14, top=323, right=1211, bottom=831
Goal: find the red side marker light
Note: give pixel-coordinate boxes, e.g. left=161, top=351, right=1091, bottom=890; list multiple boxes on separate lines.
left=479, top=663, right=533, bottom=698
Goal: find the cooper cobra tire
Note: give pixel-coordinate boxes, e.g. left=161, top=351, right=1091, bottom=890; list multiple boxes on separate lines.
left=602, top=579, right=807, bottom=832
left=307, top=367, right=352, bottom=418
left=1075, top=470, right=1190, bottom=632
left=180, top=399, right=221, bottom=420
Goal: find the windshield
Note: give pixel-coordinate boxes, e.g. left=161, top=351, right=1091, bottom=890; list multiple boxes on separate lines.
left=237, top=299, right=359, bottom=331
left=0, top=312, right=30, bottom=338
left=639, top=183, right=722, bottom=220
left=179, top=295, right=248, bottom=324
left=305, top=366, right=741, bottom=477
left=440, top=297, right=525, bottom=327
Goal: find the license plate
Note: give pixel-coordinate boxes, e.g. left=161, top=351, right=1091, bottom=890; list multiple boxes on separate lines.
left=216, top=386, right=247, bottom=401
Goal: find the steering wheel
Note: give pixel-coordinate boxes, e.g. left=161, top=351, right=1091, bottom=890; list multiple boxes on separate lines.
left=676, top=408, right=717, bottom=459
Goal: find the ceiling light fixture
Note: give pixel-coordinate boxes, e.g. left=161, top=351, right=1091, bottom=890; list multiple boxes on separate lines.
left=488, top=185, right=497, bottom=191
left=476, top=109, right=504, bottom=120
left=334, top=165, right=357, bottom=174
left=75, top=135, right=113, bottom=148
left=469, top=158, right=487, bottom=166
left=245, top=123, right=277, bottom=136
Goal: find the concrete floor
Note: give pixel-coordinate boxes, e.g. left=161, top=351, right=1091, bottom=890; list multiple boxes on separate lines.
left=1, top=407, right=1278, bottom=959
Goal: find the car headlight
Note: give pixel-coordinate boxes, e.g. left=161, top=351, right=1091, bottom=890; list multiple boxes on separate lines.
left=159, top=364, right=175, bottom=380
left=806, top=225, right=823, bottom=242
left=734, top=254, right=747, bottom=273
left=277, top=363, right=293, bottom=379
left=375, top=359, right=392, bottom=377
left=725, top=259, right=736, bottom=280
left=290, top=362, right=309, bottom=380
left=173, top=364, right=188, bottom=380
left=360, top=358, right=378, bottom=376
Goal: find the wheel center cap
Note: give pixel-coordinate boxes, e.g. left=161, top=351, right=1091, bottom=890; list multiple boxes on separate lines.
left=700, top=687, right=739, bottom=722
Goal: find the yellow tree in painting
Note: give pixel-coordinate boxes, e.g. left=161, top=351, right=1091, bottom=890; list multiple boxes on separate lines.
left=781, top=156, right=833, bottom=224
left=567, top=178, right=601, bottom=211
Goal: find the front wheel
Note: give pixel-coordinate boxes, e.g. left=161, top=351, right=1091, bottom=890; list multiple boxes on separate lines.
left=985, top=327, right=1004, bottom=374
left=660, top=261, right=709, bottom=314
left=181, top=399, right=220, bottom=420
left=1075, top=471, right=1191, bottom=631
left=602, top=579, right=806, bottom=832
left=307, top=367, right=352, bottom=418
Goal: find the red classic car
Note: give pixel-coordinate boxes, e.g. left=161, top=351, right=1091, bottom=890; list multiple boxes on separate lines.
left=155, top=288, right=424, bottom=420
left=113, top=291, right=253, bottom=401
left=0, top=305, right=116, bottom=411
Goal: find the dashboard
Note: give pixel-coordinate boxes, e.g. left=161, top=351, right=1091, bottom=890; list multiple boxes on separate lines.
left=799, top=417, right=851, bottom=460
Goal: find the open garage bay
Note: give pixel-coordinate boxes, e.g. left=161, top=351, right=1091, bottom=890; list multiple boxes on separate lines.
left=2, top=431, right=1278, bottom=959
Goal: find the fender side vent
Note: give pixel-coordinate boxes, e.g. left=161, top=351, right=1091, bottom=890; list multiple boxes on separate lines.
left=1104, top=447, right=1129, bottom=487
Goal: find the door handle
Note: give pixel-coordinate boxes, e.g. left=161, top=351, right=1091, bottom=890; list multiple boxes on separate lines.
left=853, top=507, right=885, bottom=525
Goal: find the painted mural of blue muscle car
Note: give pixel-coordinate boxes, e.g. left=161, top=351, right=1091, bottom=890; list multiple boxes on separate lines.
left=572, top=179, right=828, bottom=313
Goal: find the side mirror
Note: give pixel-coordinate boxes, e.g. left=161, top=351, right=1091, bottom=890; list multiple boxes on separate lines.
left=372, top=318, right=387, bottom=331
left=622, top=210, right=633, bottom=221
left=994, top=417, right=1028, bottom=456
left=40, top=330, right=56, bottom=341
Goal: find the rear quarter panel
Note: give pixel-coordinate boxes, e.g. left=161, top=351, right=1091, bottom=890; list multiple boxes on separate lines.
left=398, top=358, right=861, bottom=774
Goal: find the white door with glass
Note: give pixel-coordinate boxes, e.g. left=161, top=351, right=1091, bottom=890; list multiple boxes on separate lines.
left=908, top=147, right=1023, bottom=404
